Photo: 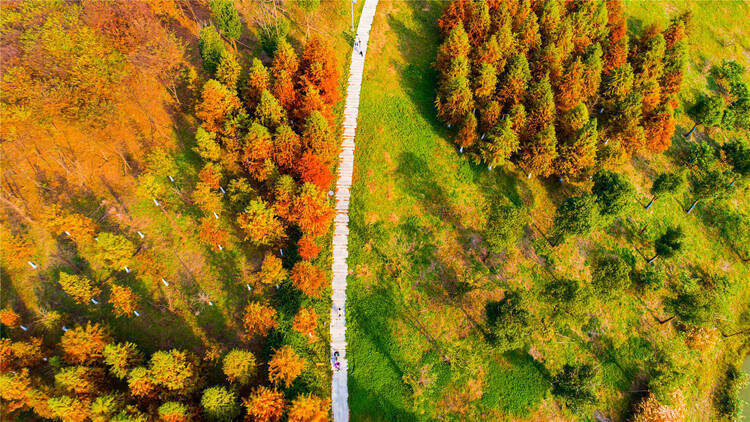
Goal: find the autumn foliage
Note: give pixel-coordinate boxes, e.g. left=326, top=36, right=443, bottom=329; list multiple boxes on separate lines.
left=242, top=302, right=279, bottom=337
left=434, top=0, right=688, bottom=179
left=287, top=394, right=330, bottom=422
left=292, top=307, right=319, bottom=343
left=244, top=386, right=286, bottom=422
left=109, top=285, right=139, bottom=317
left=291, top=261, right=326, bottom=297
left=60, top=323, right=112, bottom=365
left=267, top=346, right=306, bottom=388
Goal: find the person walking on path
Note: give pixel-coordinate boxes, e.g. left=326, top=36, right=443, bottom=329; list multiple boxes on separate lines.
left=356, top=35, right=363, bottom=56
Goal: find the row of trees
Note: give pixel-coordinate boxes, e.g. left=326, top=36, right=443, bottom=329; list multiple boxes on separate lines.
left=434, top=0, right=689, bottom=179
left=0, top=322, right=329, bottom=421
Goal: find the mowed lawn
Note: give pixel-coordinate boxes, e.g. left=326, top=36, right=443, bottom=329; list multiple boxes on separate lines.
left=347, top=0, right=750, bottom=421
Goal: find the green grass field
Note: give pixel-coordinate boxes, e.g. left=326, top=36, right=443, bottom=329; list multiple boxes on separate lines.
left=347, top=0, right=750, bottom=420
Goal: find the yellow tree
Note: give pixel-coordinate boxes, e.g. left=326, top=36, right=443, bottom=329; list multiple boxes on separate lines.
left=222, top=349, right=256, bottom=385
left=268, top=346, right=306, bottom=388
left=256, top=253, right=286, bottom=285
left=58, top=272, right=101, bottom=304
left=109, top=285, right=139, bottom=317
left=288, top=394, right=330, bottom=422
left=148, top=349, right=199, bottom=395
left=0, top=307, right=21, bottom=328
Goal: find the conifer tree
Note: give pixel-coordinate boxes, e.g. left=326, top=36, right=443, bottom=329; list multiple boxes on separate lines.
left=242, top=123, right=274, bottom=181
left=201, top=386, right=240, bottom=421
left=292, top=183, right=335, bottom=238
left=686, top=95, right=724, bottom=138
left=223, top=350, right=256, bottom=385
left=287, top=394, right=330, bottom=422
left=237, top=200, right=286, bottom=246
left=298, top=151, right=334, bottom=191
left=149, top=349, right=198, bottom=395
left=592, top=170, right=635, bottom=218
left=497, top=54, right=531, bottom=106
left=556, top=58, right=585, bottom=111
left=644, top=103, right=676, bottom=153
left=520, top=124, right=558, bottom=177
left=257, top=253, right=287, bottom=285
left=244, top=386, right=286, bottom=422
left=195, top=128, right=222, bottom=162
left=552, top=194, right=598, bottom=244
left=473, top=63, right=497, bottom=105
left=268, top=346, right=306, bottom=388
left=581, top=43, right=604, bottom=100
left=128, top=366, right=156, bottom=398
left=474, top=35, right=502, bottom=69
left=516, top=11, right=541, bottom=54
left=109, top=285, right=138, bottom=317
left=198, top=26, right=226, bottom=74
left=58, top=272, right=101, bottom=304
left=159, top=402, right=191, bottom=422
left=61, top=323, right=112, bottom=365
left=290, top=261, right=326, bottom=297
left=242, top=302, right=279, bottom=337
left=480, top=118, right=519, bottom=168
left=466, top=0, right=491, bottom=46
left=210, top=0, right=242, bottom=42
left=556, top=117, right=598, bottom=179
left=539, top=0, right=562, bottom=41
left=272, top=175, right=298, bottom=222
left=104, top=342, right=142, bottom=379
left=298, top=235, right=321, bottom=260
left=456, top=112, right=479, bottom=149
left=303, top=111, right=337, bottom=164
left=216, top=50, right=241, bottom=89
left=436, top=22, right=471, bottom=72
left=272, top=124, right=302, bottom=172
left=292, top=307, right=319, bottom=342
left=603, top=0, right=628, bottom=73
left=245, top=58, right=270, bottom=110
left=255, top=90, right=286, bottom=129
left=299, top=37, right=340, bottom=106
left=0, top=307, right=21, bottom=329
left=196, top=79, right=242, bottom=132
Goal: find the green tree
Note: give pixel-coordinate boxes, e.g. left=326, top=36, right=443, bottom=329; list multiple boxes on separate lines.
left=551, top=364, right=599, bottom=412
left=646, top=171, right=685, bottom=210
left=648, top=226, right=684, bottom=263
left=198, top=26, right=226, bottom=74
left=686, top=95, right=724, bottom=138
left=591, top=254, right=631, bottom=296
left=201, top=386, right=240, bottom=421
left=687, top=168, right=735, bottom=213
left=521, top=124, right=558, bottom=177
left=215, top=51, right=241, bottom=89
left=484, top=291, right=530, bottom=352
left=556, top=118, right=597, bottom=180
left=552, top=195, right=598, bottom=245
left=591, top=170, right=635, bottom=218
left=663, top=274, right=718, bottom=327
left=222, top=349, right=256, bottom=385
left=255, top=90, right=286, bottom=129
left=484, top=202, right=528, bottom=253
left=194, top=128, right=221, bottom=162
left=714, top=364, right=749, bottom=421
left=259, top=16, right=290, bottom=56
left=721, top=139, right=750, bottom=180
left=210, top=0, right=242, bottom=42
left=647, top=348, right=688, bottom=404
left=480, top=118, right=519, bottom=168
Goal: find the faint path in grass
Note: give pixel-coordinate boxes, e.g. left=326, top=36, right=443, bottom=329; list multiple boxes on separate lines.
left=330, top=0, right=378, bottom=420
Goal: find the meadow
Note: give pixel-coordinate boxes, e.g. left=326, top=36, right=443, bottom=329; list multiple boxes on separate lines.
left=346, top=0, right=750, bottom=420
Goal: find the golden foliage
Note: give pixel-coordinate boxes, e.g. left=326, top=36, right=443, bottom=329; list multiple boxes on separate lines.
left=109, top=285, right=139, bottom=317
left=58, top=272, right=101, bottom=304
left=0, top=307, right=22, bottom=328
left=290, top=261, right=326, bottom=298
left=244, top=386, right=286, bottom=422
left=292, top=307, right=319, bottom=343
left=60, top=322, right=112, bottom=365
left=242, top=302, right=279, bottom=337
left=287, top=394, right=330, bottom=422
left=257, top=253, right=286, bottom=285
left=267, top=346, right=306, bottom=388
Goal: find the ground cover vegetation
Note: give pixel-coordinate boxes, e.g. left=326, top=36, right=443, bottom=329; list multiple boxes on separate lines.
left=347, top=0, right=750, bottom=420
left=0, top=0, right=364, bottom=419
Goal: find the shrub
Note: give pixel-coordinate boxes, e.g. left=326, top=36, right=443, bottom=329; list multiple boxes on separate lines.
left=201, top=386, right=240, bottom=421
left=485, top=203, right=528, bottom=253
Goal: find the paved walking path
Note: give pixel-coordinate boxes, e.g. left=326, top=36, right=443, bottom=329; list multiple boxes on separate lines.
left=330, top=0, right=378, bottom=420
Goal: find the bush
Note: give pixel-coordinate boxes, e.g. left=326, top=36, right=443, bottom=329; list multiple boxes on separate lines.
left=714, top=364, right=749, bottom=420
left=485, top=291, right=530, bottom=352
left=485, top=203, right=528, bottom=253
left=551, top=364, right=599, bottom=413
left=632, top=266, right=666, bottom=291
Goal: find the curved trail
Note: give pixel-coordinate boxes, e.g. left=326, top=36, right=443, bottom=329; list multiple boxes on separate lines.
left=330, top=0, right=378, bottom=420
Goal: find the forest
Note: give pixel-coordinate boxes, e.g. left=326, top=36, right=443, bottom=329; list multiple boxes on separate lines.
left=1, top=0, right=750, bottom=421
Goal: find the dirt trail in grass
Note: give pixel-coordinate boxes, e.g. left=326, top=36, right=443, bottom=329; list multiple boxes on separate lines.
left=330, top=0, right=379, bottom=420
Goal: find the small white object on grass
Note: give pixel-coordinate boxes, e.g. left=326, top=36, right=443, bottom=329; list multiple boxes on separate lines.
left=328, top=190, right=334, bottom=196
left=153, top=198, right=160, bottom=207
left=28, top=261, right=38, bottom=269
left=488, top=165, right=492, bottom=170
left=64, top=231, right=71, bottom=236
left=95, top=237, right=99, bottom=242
left=134, top=310, right=141, bottom=317
left=138, top=231, right=144, bottom=239
left=219, top=187, right=226, bottom=194
left=275, top=284, right=279, bottom=290
left=62, top=326, right=68, bottom=332
left=208, top=301, right=214, bottom=306
left=162, top=278, right=169, bottom=287
left=527, top=173, right=532, bottom=179
left=20, top=325, right=28, bottom=331
left=91, top=298, right=99, bottom=305
left=218, top=244, right=223, bottom=251
left=279, top=249, right=284, bottom=257
left=43, top=357, right=48, bottom=362
left=213, top=212, right=219, bottom=219
left=603, top=138, right=609, bottom=145
left=459, top=147, right=463, bottom=153
left=124, top=266, right=130, bottom=273
left=246, top=284, right=252, bottom=292
left=168, top=175, right=175, bottom=183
